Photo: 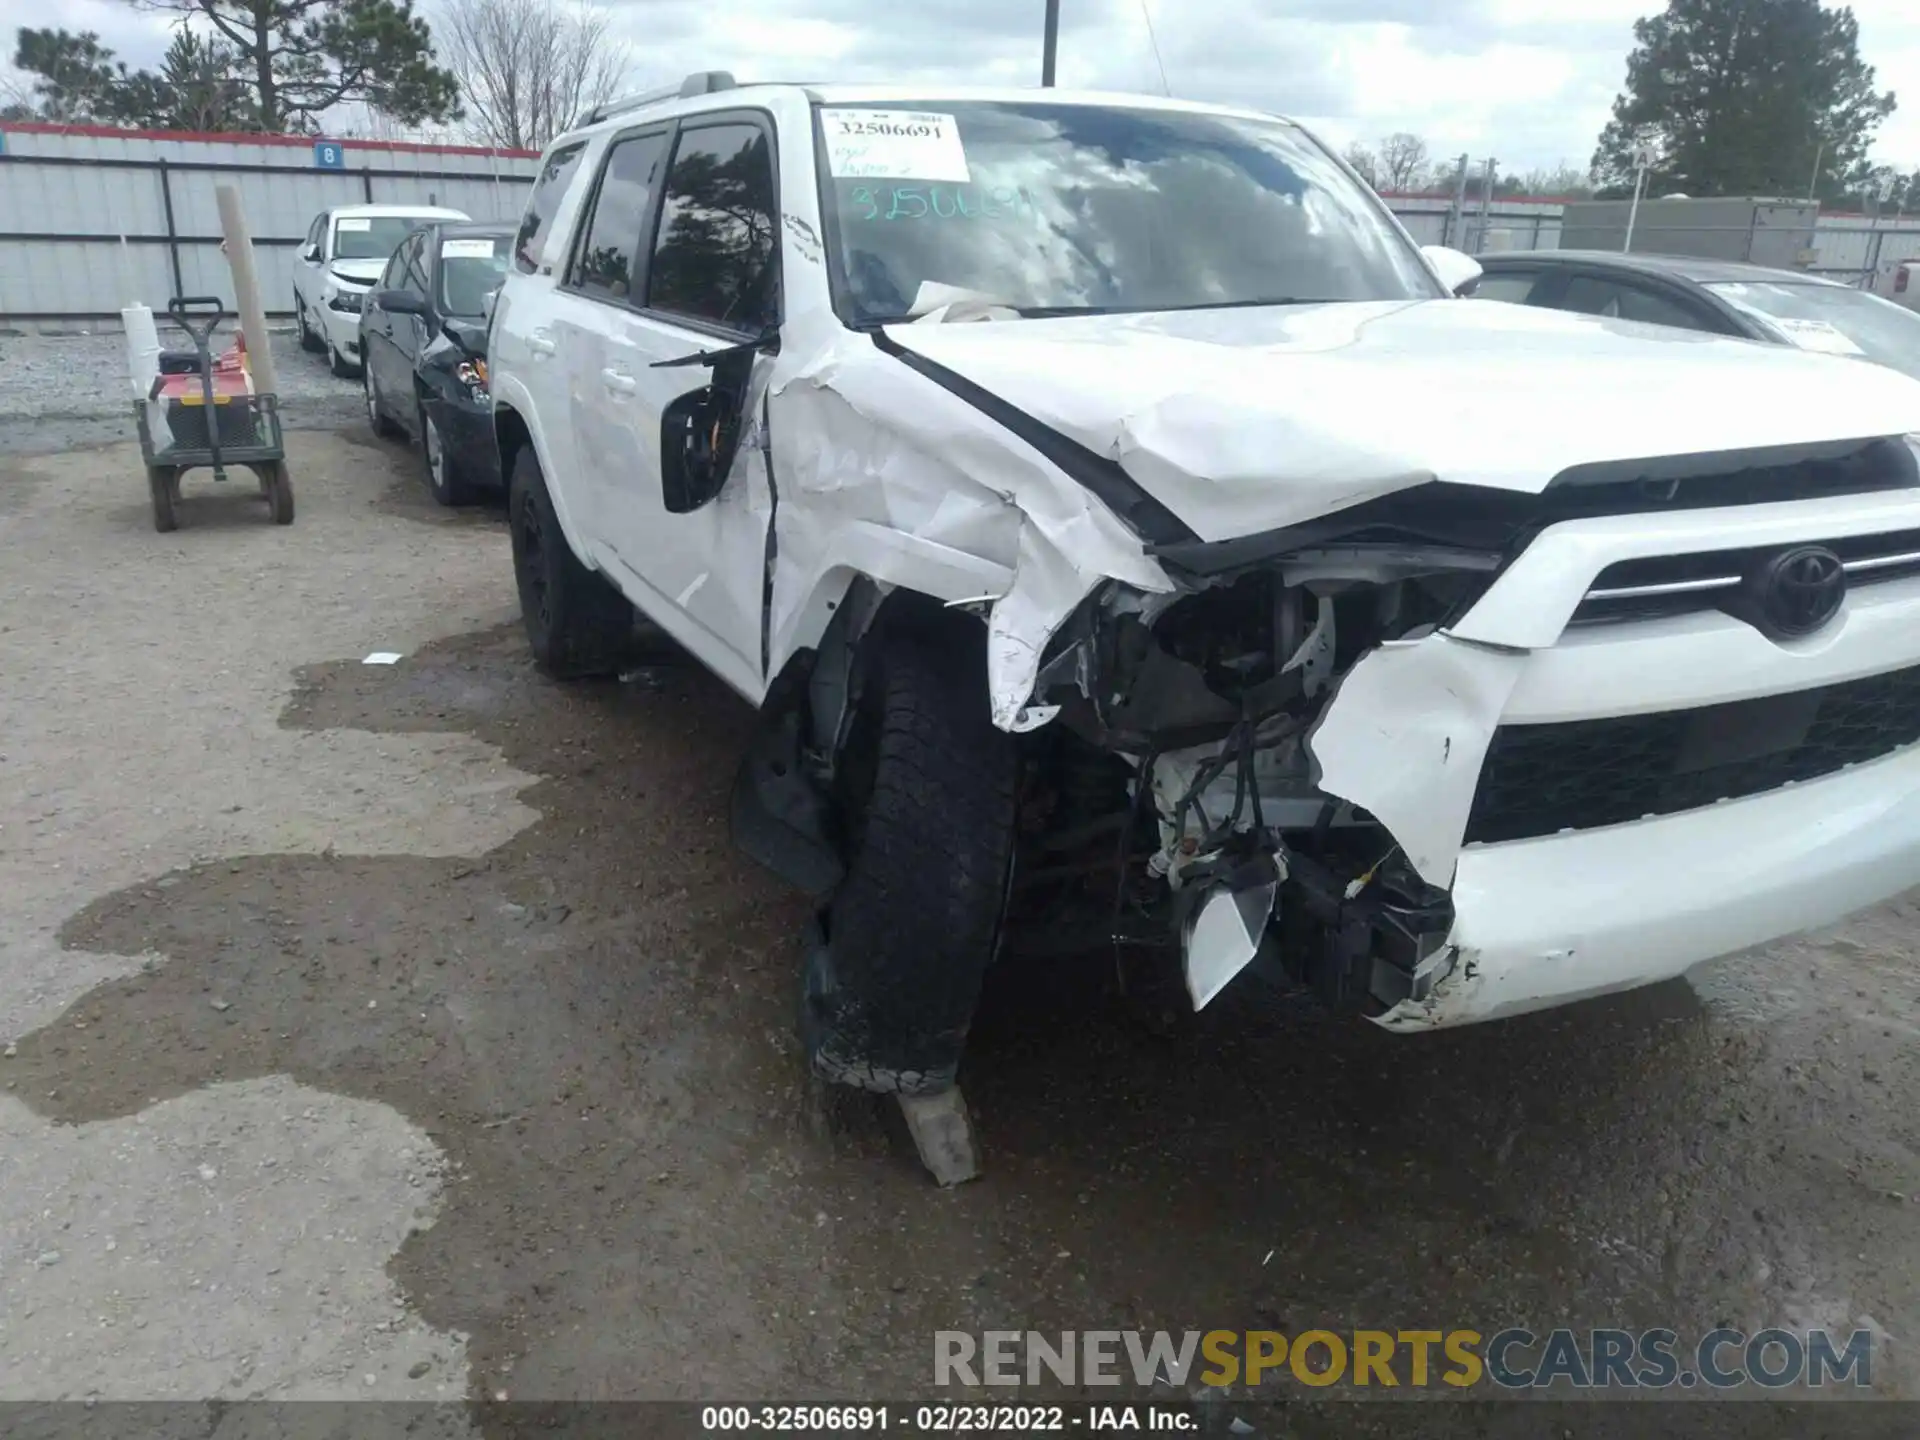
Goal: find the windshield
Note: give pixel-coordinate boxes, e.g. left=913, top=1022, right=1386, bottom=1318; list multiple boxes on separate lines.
left=437, top=233, right=513, bottom=316
left=1706, top=280, right=1920, bottom=381
left=815, top=100, right=1439, bottom=324
left=332, top=216, right=438, bottom=262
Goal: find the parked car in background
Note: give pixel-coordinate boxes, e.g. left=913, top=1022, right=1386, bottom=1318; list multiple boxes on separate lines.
left=1874, top=258, right=1920, bottom=313
left=1471, top=250, right=1920, bottom=380
left=361, top=221, right=513, bottom=505
left=293, top=203, right=470, bottom=376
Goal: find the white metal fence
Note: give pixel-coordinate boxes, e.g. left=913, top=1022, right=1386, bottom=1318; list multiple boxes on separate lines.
left=0, top=121, right=539, bottom=326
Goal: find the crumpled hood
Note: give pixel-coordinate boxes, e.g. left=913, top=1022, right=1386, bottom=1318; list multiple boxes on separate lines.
left=883, top=298, right=1920, bottom=543
left=328, top=259, right=385, bottom=287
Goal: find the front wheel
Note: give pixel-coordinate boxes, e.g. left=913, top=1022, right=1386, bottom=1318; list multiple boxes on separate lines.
left=803, top=623, right=1018, bottom=1095
left=507, top=446, right=635, bottom=679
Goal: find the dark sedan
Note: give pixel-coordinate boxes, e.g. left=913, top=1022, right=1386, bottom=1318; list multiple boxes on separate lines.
left=360, top=222, right=513, bottom=505
left=1470, top=250, right=1920, bottom=381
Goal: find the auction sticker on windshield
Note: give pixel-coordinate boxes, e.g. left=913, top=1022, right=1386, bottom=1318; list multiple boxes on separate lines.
left=336, top=217, right=372, bottom=231
left=822, top=109, right=970, bottom=183
left=1770, top=316, right=1866, bottom=356
left=442, top=238, right=501, bottom=259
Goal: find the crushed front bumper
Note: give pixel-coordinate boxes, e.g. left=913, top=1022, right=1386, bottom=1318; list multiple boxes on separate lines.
left=1301, top=488, right=1920, bottom=1028
left=1386, top=738, right=1920, bottom=1029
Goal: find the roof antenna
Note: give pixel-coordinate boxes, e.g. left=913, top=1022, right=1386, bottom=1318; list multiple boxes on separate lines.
left=1140, top=0, right=1171, bottom=95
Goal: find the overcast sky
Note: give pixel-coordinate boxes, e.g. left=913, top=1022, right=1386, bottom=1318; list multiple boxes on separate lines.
left=8, top=0, right=1920, bottom=172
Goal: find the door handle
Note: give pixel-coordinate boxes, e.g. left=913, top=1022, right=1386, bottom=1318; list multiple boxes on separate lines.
left=528, top=334, right=557, bottom=357
left=601, top=368, right=637, bottom=395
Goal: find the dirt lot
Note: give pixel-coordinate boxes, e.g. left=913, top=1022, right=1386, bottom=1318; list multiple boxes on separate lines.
left=1, top=338, right=1918, bottom=1430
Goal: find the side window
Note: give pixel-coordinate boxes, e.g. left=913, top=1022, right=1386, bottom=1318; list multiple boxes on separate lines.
left=307, top=215, right=326, bottom=256
left=377, top=244, right=406, bottom=291
left=1558, top=275, right=1705, bottom=331
left=516, top=141, right=589, bottom=275
left=569, top=130, right=671, bottom=302
left=647, top=121, right=779, bottom=332
left=1468, top=271, right=1543, bottom=304
left=401, top=236, right=431, bottom=297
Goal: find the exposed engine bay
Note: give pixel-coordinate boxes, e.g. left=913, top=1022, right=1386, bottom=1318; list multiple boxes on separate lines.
left=1008, top=550, right=1497, bottom=1019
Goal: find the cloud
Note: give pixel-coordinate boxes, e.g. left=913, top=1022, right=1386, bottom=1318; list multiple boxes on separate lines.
left=3, top=0, right=1917, bottom=170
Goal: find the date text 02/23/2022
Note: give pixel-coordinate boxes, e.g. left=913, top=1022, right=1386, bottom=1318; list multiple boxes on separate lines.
left=699, top=1405, right=1191, bottom=1432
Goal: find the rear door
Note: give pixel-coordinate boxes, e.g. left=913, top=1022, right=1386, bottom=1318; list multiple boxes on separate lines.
left=551, top=127, right=674, bottom=551
left=495, top=140, right=593, bottom=497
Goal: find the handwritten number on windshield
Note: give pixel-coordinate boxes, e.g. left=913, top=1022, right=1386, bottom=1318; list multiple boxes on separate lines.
left=850, top=185, right=1031, bottom=221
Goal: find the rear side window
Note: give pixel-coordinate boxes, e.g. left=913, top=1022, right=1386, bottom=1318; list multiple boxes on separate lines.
left=1557, top=275, right=1705, bottom=331
left=647, top=121, right=779, bottom=332
left=570, top=131, right=672, bottom=302
left=516, top=141, right=588, bottom=275
left=1470, top=271, right=1543, bottom=304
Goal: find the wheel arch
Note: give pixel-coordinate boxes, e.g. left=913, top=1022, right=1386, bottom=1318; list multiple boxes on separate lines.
left=493, top=396, right=594, bottom=567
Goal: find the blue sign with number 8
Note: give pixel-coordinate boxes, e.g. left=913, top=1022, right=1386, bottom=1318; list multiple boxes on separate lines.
left=313, top=141, right=344, bottom=169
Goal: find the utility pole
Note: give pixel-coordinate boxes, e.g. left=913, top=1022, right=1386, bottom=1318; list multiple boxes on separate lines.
left=1042, top=0, right=1060, bottom=86
left=1446, top=153, right=1469, bottom=247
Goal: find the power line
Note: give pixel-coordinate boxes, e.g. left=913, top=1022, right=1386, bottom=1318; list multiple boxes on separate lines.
left=1139, top=0, right=1170, bottom=95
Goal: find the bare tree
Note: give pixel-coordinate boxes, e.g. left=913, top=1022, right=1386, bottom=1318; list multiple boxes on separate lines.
left=1514, top=162, right=1593, bottom=197
left=1342, top=141, right=1381, bottom=188
left=437, top=0, right=629, bottom=150
left=1377, top=132, right=1430, bottom=192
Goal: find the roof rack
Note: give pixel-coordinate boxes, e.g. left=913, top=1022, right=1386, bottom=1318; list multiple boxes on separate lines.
left=576, top=71, right=737, bottom=129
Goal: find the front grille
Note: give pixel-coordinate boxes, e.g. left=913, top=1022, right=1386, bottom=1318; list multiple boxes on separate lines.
left=1464, top=663, right=1920, bottom=844
left=1570, top=528, right=1920, bottom=627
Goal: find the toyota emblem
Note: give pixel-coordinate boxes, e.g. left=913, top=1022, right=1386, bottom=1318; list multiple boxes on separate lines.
left=1745, top=545, right=1846, bottom=639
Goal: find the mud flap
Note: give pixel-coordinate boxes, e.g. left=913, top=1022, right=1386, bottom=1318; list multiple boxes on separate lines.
left=729, top=709, right=845, bottom=898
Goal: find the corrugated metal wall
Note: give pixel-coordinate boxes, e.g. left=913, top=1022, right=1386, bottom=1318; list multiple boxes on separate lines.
left=0, top=123, right=538, bottom=324
left=8, top=121, right=1920, bottom=323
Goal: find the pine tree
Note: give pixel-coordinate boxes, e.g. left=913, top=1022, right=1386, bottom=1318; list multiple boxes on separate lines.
left=1592, top=0, right=1895, bottom=202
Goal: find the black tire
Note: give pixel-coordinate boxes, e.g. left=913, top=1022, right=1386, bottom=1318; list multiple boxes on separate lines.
left=364, top=364, right=402, bottom=439
left=329, top=342, right=357, bottom=379
left=295, top=298, right=322, bottom=354
left=263, top=461, right=295, bottom=525
left=148, top=465, right=178, bottom=533
left=508, top=445, right=634, bottom=678
left=420, top=398, right=474, bottom=506
left=803, top=623, right=1018, bottom=1095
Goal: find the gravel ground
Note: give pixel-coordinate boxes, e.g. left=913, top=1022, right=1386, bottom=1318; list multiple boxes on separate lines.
left=1, top=386, right=1917, bottom=1432
left=0, top=329, right=363, bottom=452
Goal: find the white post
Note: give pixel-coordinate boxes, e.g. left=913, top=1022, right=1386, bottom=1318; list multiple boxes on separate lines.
left=214, top=184, right=280, bottom=399
left=1623, top=163, right=1648, bottom=252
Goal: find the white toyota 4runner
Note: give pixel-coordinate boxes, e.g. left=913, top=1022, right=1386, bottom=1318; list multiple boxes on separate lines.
left=491, top=75, right=1920, bottom=1154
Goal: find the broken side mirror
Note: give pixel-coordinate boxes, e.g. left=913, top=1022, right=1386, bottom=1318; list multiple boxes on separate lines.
left=659, top=347, right=756, bottom=515
left=302, top=244, right=322, bottom=264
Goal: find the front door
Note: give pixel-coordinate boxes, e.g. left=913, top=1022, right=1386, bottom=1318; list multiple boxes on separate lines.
left=597, top=117, right=782, bottom=700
